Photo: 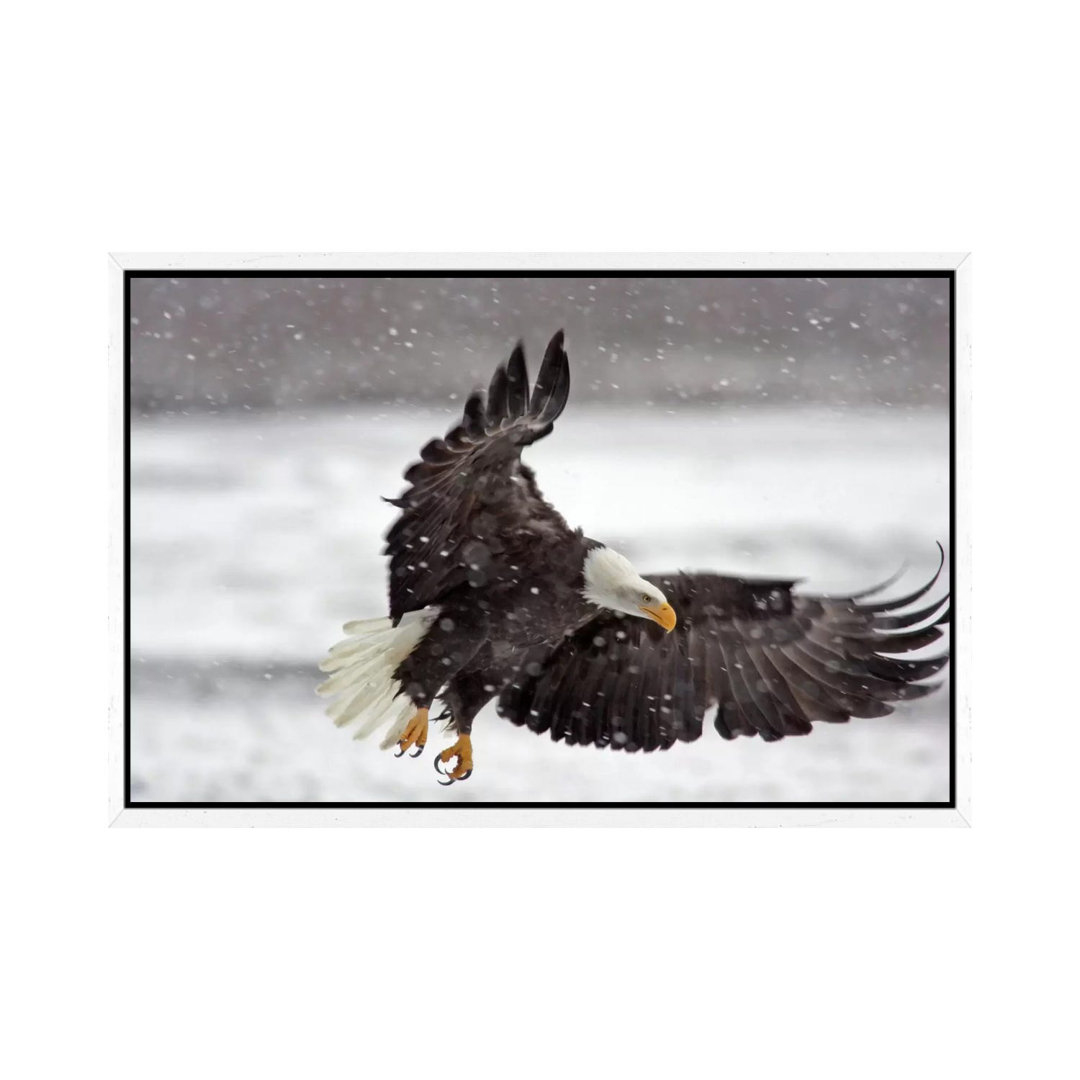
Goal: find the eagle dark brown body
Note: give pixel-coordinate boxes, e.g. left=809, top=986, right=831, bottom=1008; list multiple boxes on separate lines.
left=318, top=330, right=949, bottom=785
left=393, top=525, right=600, bottom=733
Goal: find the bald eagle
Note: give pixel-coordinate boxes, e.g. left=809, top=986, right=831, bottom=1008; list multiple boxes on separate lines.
left=318, top=331, right=949, bottom=784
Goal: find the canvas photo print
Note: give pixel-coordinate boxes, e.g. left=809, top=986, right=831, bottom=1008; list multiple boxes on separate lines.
left=126, top=269, right=953, bottom=809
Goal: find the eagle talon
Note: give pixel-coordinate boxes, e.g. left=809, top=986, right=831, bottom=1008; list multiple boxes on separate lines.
left=394, top=708, right=429, bottom=760
left=434, top=734, right=473, bottom=785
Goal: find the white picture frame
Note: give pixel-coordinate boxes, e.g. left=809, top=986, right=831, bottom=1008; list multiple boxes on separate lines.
left=109, top=252, right=970, bottom=827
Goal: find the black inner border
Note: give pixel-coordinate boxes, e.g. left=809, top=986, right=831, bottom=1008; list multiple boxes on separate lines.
left=124, top=269, right=956, bottom=811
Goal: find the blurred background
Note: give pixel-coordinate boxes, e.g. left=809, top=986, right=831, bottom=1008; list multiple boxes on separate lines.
left=130, top=275, right=951, bottom=803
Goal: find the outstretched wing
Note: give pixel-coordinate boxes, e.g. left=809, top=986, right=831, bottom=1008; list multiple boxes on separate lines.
left=383, top=331, right=574, bottom=620
left=497, top=549, right=950, bottom=751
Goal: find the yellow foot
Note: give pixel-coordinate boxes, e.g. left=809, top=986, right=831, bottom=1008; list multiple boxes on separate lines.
left=434, top=734, right=473, bottom=784
left=394, top=708, right=429, bottom=758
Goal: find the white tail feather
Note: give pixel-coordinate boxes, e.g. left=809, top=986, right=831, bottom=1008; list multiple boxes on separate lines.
left=317, top=607, right=439, bottom=745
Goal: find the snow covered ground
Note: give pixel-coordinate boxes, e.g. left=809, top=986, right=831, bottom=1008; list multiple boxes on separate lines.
left=130, top=402, right=951, bottom=803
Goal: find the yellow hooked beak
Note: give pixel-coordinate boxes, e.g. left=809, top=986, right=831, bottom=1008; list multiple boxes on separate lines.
left=640, top=602, right=677, bottom=633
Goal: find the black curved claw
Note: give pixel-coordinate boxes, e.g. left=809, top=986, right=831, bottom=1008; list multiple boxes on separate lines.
left=434, top=754, right=454, bottom=785
left=394, top=743, right=407, bottom=758
left=410, top=743, right=425, bottom=759
left=457, top=769, right=473, bottom=782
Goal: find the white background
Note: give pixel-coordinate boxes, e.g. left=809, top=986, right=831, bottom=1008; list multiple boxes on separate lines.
left=3, top=2, right=1076, bottom=1079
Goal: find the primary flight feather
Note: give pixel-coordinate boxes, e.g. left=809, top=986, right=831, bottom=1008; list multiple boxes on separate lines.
left=318, top=331, right=949, bottom=784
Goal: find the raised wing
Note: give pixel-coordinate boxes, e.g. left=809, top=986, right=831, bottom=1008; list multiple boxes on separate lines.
left=497, top=549, right=950, bottom=751
left=383, top=331, right=573, bottom=619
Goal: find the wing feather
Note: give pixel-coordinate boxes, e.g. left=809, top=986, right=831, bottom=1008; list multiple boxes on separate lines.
left=498, top=558, right=949, bottom=749
left=383, top=332, right=573, bottom=619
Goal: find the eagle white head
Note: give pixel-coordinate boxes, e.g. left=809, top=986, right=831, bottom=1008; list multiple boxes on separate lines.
left=582, top=546, right=678, bottom=632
